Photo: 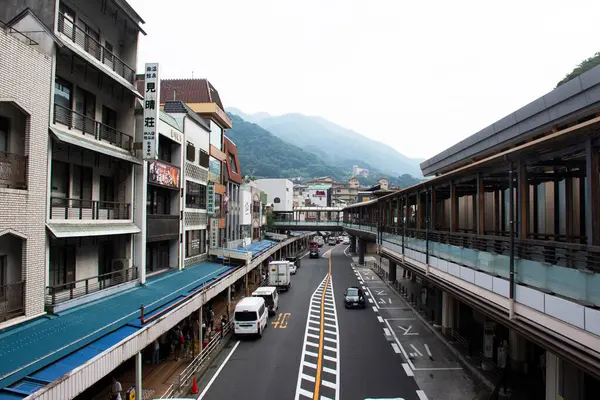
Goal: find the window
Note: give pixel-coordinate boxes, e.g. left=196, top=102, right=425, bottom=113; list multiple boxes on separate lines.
left=186, top=142, right=195, bottom=162
left=199, top=150, right=209, bottom=168
left=49, top=245, right=76, bottom=287
left=186, top=181, right=206, bottom=209
left=209, top=156, right=221, bottom=182
left=51, top=160, right=69, bottom=204
left=234, top=311, right=258, bottom=322
left=274, top=197, right=281, bottom=204
left=159, top=136, right=172, bottom=163
left=100, top=176, right=115, bottom=207
left=54, top=78, right=73, bottom=124
left=104, top=40, right=114, bottom=65
left=72, top=165, right=93, bottom=208
left=210, top=121, right=222, bottom=150
left=59, top=3, right=76, bottom=41
left=0, top=117, right=9, bottom=152
left=186, top=229, right=206, bottom=257
left=229, top=154, right=237, bottom=173
left=147, top=186, right=171, bottom=215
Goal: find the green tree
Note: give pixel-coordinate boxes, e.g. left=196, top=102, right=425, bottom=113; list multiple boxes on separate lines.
left=556, top=52, right=600, bottom=88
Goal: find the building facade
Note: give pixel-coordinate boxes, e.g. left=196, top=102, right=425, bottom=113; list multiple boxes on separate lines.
left=0, top=12, right=57, bottom=325
left=303, top=184, right=332, bottom=207
left=254, top=178, right=294, bottom=212
left=223, top=136, right=243, bottom=249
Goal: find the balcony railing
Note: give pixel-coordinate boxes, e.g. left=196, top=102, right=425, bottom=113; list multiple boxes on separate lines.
left=50, top=197, right=131, bottom=220
left=0, top=152, right=27, bottom=189
left=45, top=267, right=138, bottom=306
left=0, top=281, right=25, bottom=322
left=57, top=13, right=135, bottom=83
left=147, top=214, right=180, bottom=241
left=53, top=104, right=133, bottom=152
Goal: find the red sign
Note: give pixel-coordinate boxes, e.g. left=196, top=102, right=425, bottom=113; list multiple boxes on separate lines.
left=148, top=160, right=180, bottom=189
left=315, top=190, right=326, bottom=196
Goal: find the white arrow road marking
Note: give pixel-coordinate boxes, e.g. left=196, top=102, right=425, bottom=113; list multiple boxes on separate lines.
left=398, top=325, right=419, bottom=336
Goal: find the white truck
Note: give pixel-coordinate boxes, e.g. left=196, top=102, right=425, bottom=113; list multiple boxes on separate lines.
left=268, top=261, right=291, bottom=291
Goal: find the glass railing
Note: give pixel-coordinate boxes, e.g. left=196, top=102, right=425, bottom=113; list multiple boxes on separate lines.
left=273, top=221, right=343, bottom=226
left=379, top=228, right=600, bottom=306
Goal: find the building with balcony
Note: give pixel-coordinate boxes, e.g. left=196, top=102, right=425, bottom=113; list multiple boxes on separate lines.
left=0, top=12, right=59, bottom=325
left=133, top=109, right=183, bottom=276
left=162, top=100, right=211, bottom=267
left=303, top=184, right=332, bottom=207
left=159, top=79, right=232, bottom=251
left=223, top=136, right=243, bottom=249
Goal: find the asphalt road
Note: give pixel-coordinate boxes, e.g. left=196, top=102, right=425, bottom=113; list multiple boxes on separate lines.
left=196, top=244, right=422, bottom=400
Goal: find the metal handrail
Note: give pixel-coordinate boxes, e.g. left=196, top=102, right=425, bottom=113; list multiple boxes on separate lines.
left=162, top=321, right=233, bottom=398
left=57, top=13, right=135, bottom=83
left=49, top=196, right=131, bottom=220
left=53, top=104, right=133, bottom=152
left=45, top=267, right=138, bottom=306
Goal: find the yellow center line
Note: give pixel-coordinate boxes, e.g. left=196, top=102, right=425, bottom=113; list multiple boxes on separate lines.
left=313, top=253, right=333, bottom=399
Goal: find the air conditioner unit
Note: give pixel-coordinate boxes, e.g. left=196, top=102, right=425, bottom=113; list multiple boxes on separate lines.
left=111, top=258, right=131, bottom=285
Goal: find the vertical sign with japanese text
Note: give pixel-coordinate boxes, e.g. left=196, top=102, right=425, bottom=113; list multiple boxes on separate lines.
left=143, top=63, right=160, bottom=160
left=210, top=218, right=219, bottom=248
left=207, top=181, right=215, bottom=216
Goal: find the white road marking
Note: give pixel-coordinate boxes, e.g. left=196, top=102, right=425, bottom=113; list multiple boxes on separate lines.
left=198, top=340, right=241, bottom=399
left=322, top=380, right=336, bottom=389
left=403, top=363, right=414, bottom=377
left=306, top=342, right=319, bottom=348
left=372, top=306, right=378, bottom=312
left=298, top=388, right=313, bottom=398
left=416, top=390, right=429, bottom=400
left=304, top=361, right=317, bottom=369
left=391, top=343, right=401, bottom=354
left=307, top=333, right=320, bottom=339
left=324, top=322, right=336, bottom=328
left=324, top=336, right=337, bottom=343
left=410, top=353, right=416, bottom=357
left=413, top=367, right=463, bottom=371
left=361, top=286, right=366, bottom=289
left=368, top=298, right=374, bottom=303
left=323, top=366, right=337, bottom=375
left=324, top=345, right=337, bottom=353
left=308, top=326, right=320, bottom=333
left=410, top=344, right=423, bottom=357
left=424, top=344, right=432, bottom=357
left=324, top=329, right=337, bottom=336
left=306, top=351, right=318, bottom=357
left=383, top=328, right=391, bottom=336
left=324, top=355, right=336, bottom=362
left=384, top=319, right=416, bottom=370
left=302, top=374, right=316, bottom=382
left=377, top=316, right=384, bottom=323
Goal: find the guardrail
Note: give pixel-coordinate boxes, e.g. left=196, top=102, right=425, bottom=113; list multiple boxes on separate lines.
left=162, top=321, right=233, bottom=398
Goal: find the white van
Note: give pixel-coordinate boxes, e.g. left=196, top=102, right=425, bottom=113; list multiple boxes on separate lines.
left=233, top=297, right=269, bottom=338
left=252, top=286, right=279, bottom=316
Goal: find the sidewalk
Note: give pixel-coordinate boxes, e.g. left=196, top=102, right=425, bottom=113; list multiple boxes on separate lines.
left=374, top=257, right=534, bottom=400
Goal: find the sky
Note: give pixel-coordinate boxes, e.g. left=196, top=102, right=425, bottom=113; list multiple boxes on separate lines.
left=128, top=0, right=600, bottom=160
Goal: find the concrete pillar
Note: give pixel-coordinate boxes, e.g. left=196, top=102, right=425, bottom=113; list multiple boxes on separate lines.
left=434, top=288, right=443, bottom=327
left=358, top=237, right=365, bottom=265
left=545, top=351, right=558, bottom=400
left=350, top=236, right=357, bottom=253
left=135, top=351, right=143, bottom=399
left=509, top=329, right=528, bottom=373
left=388, top=260, right=397, bottom=282
left=442, top=291, right=454, bottom=335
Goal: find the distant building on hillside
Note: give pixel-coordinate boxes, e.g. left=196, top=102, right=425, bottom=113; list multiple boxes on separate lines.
left=377, top=177, right=389, bottom=190
left=352, top=165, right=370, bottom=177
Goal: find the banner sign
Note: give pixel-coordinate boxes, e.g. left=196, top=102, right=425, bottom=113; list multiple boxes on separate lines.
left=143, top=63, right=160, bottom=160
left=210, top=218, right=219, bottom=248
left=207, top=182, right=215, bottom=215
left=148, top=160, right=180, bottom=189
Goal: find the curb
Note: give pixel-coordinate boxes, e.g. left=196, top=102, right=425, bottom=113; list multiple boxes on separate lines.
left=370, top=264, right=495, bottom=392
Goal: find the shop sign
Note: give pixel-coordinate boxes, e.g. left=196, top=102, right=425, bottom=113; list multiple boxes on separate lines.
left=148, top=160, right=180, bottom=189
left=210, top=218, right=219, bottom=248
left=315, top=190, right=326, bottom=196
left=142, top=63, right=160, bottom=160
left=207, top=182, right=215, bottom=215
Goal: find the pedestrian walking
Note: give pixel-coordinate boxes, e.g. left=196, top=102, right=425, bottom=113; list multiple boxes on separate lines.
left=109, top=377, right=122, bottom=400
left=152, top=339, right=160, bottom=365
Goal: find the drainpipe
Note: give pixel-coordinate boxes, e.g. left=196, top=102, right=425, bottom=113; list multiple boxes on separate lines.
left=508, top=162, right=516, bottom=319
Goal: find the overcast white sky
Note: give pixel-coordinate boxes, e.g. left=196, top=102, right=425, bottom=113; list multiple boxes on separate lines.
left=128, top=0, right=600, bottom=160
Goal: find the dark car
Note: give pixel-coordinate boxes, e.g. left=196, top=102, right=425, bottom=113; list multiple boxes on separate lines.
left=344, top=287, right=366, bottom=309
left=309, top=250, right=320, bottom=259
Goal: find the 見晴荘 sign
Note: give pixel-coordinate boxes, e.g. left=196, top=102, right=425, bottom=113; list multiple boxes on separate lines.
left=143, top=63, right=160, bottom=160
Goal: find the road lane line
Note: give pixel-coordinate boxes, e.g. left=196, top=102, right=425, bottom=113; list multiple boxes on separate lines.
left=306, top=342, right=319, bottom=348
left=322, top=380, right=336, bottom=389
left=372, top=306, right=378, bottom=312
left=324, top=355, right=336, bottom=362
left=368, top=298, right=373, bottom=303
left=377, top=316, right=384, bottom=323
left=383, top=328, right=391, bottom=336
left=304, top=361, right=318, bottom=369
left=416, top=390, right=429, bottom=400
left=324, top=345, right=337, bottom=352
left=391, top=343, right=401, bottom=354
left=308, top=326, right=320, bottom=333
left=306, top=351, right=318, bottom=357
left=302, top=374, right=316, bottom=382
left=384, top=319, right=415, bottom=370
left=323, top=366, right=337, bottom=375
left=298, top=388, right=313, bottom=398
left=402, top=363, right=414, bottom=377
left=198, top=340, right=241, bottom=399
left=324, top=322, right=336, bottom=328
left=361, top=285, right=366, bottom=289
left=312, top=259, right=332, bottom=400
left=307, top=333, right=320, bottom=339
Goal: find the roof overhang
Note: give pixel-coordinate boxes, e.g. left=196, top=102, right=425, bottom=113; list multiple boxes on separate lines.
left=344, top=199, right=378, bottom=209
left=46, top=222, right=141, bottom=238
left=50, top=127, right=142, bottom=165
left=187, top=103, right=233, bottom=129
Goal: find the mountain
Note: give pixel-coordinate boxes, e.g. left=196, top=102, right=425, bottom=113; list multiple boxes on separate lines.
left=226, top=108, right=423, bottom=178
left=225, top=113, right=349, bottom=180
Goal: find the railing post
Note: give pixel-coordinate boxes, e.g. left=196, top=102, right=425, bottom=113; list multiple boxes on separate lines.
left=85, top=279, right=89, bottom=295
left=140, top=304, right=145, bottom=323
left=508, top=162, right=516, bottom=319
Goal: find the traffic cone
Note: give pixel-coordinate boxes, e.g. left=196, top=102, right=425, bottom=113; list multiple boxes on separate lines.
left=191, top=376, right=199, bottom=394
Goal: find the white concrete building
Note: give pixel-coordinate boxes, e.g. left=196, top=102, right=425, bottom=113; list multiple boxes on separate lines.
left=303, top=184, right=332, bottom=207
left=254, top=178, right=294, bottom=212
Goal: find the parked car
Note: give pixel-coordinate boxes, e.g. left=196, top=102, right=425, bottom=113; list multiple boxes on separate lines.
left=289, top=262, right=297, bottom=275
left=343, top=237, right=350, bottom=245
left=251, top=286, right=279, bottom=316
left=309, top=249, right=320, bottom=259
left=344, top=287, right=366, bottom=309
left=328, top=237, right=336, bottom=246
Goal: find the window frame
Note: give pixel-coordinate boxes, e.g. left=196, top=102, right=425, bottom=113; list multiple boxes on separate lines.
left=186, top=142, right=196, bottom=162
